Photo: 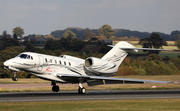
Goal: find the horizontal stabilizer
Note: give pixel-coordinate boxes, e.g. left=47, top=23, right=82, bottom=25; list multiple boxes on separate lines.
left=120, top=47, right=173, bottom=51
left=107, top=45, right=173, bottom=51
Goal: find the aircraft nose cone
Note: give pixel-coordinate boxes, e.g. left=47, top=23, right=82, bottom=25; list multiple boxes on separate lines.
left=4, top=60, right=11, bottom=67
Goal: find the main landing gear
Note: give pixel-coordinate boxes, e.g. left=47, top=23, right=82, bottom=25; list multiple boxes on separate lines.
left=12, top=72, right=18, bottom=81
left=51, top=81, right=59, bottom=92
left=51, top=81, right=86, bottom=94
left=78, top=81, right=86, bottom=94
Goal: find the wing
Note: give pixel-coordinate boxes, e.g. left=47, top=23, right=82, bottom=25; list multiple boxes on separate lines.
left=57, top=74, right=175, bottom=86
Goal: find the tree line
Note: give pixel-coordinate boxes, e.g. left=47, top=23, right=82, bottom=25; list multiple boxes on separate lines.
left=51, top=27, right=180, bottom=41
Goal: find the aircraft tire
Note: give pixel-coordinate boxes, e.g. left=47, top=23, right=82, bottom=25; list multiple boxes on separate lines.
left=81, top=87, right=86, bottom=94
left=52, top=85, right=59, bottom=92
left=78, top=87, right=81, bottom=94
left=12, top=77, right=18, bottom=81
left=78, top=87, right=86, bottom=94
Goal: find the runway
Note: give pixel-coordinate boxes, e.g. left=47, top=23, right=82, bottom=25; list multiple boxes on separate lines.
left=0, top=89, right=180, bottom=102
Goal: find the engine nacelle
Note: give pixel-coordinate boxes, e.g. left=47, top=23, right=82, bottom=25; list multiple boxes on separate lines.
left=84, top=57, right=117, bottom=76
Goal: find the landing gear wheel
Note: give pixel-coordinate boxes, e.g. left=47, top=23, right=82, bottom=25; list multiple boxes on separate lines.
left=12, top=77, right=18, bottom=81
left=78, top=87, right=86, bottom=94
left=12, top=72, right=18, bottom=81
left=52, top=85, right=59, bottom=92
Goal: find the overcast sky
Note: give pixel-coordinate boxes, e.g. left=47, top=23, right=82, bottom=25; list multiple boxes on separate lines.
left=0, top=0, right=180, bottom=36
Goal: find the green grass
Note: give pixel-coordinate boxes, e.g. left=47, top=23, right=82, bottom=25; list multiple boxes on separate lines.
left=137, top=51, right=180, bottom=58
left=0, top=78, right=50, bottom=84
left=158, top=51, right=180, bottom=58
left=133, top=45, right=178, bottom=50
left=0, top=99, right=180, bottom=111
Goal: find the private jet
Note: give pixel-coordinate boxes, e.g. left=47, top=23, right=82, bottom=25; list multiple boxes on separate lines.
left=3, top=41, right=175, bottom=94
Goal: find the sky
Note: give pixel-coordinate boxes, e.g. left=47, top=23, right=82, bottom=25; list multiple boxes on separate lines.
left=0, top=0, right=180, bottom=36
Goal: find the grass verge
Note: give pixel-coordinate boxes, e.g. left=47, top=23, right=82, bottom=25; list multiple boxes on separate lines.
left=0, top=78, right=50, bottom=84
left=0, top=99, right=180, bottom=111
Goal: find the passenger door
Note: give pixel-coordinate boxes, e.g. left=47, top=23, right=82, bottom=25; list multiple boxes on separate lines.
left=37, top=55, right=43, bottom=71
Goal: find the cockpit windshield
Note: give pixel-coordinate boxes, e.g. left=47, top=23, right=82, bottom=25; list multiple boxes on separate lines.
left=16, top=54, right=33, bottom=60
left=19, top=54, right=27, bottom=59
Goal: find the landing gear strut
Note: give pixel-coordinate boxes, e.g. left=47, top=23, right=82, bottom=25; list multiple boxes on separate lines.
left=12, top=72, right=18, bottom=81
left=78, top=81, right=86, bottom=94
left=51, top=81, right=59, bottom=92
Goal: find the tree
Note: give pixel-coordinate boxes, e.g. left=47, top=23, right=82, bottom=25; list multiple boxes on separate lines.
left=139, top=33, right=167, bottom=54
left=12, top=27, right=24, bottom=38
left=44, top=39, right=62, bottom=51
left=44, top=35, right=55, bottom=39
left=98, top=24, right=115, bottom=39
left=83, top=28, right=96, bottom=40
left=175, top=34, right=180, bottom=49
left=13, top=33, right=17, bottom=39
left=147, top=54, right=162, bottom=63
left=63, top=30, right=77, bottom=40
left=1, top=38, right=20, bottom=50
left=35, top=34, right=42, bottom=39
left=0, top=46, right=22, bottom=62
left=2, top=30, right=7, bottom=39
left=25, top=43, right=35, bottom=52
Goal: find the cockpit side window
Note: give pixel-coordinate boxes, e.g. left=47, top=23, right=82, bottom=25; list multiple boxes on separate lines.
left=17, top=54, right=33, bottom=60
left=27, top=55, right=30, bottom=59
left=19, top=54, right=27, bottom=59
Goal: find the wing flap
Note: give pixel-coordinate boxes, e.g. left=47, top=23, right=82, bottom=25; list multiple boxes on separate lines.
left=87, top=80, right=104, bottom=86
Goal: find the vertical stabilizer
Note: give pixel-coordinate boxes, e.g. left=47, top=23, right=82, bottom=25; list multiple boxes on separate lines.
left=101, top=41, right=137, bottom=67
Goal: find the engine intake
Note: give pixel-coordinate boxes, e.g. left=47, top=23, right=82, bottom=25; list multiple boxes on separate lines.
left=85, top=58, right=93, bottom=67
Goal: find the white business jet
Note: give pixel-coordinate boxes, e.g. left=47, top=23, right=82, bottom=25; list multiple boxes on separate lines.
left=3, top=41, right=174, bottom=94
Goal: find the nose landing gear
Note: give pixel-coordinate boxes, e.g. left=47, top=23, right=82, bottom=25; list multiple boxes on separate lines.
left=12, top=72, right=18, bottom=81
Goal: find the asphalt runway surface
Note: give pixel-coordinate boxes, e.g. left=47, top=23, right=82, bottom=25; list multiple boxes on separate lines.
left=0, top=89, right=180, bottom=102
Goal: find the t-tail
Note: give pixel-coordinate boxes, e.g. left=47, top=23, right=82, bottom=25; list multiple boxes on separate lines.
left=101, top=41, right=138, bottom=67
left=84, top=41, right=171, bottom=76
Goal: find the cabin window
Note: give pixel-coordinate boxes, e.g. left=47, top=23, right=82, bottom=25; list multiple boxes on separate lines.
left=50, top=59, right=52, bottom=63
left=31, top=56, right=33, bottom=60
left=69, top=62, right=71, bottom=66
left=59, top=61, right=61, bottom=64
left=64, top=62, right=66, bottom=65
left=55, top=60, right=57, bottom=64
left=45, top=58, right=47, bottom=62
